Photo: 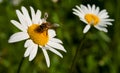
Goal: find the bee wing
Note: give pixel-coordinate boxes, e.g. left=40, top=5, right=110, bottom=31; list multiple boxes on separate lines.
left=53, top=23, right=60, bottom=27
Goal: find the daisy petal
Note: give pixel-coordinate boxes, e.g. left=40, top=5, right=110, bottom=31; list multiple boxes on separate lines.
left=47, top=41, right=66, bottom=52
left=73, top=12, right=82, bottom=18
left=30, top=6, right=36, bottom=24
left=83, top=25, right=91, bottom=33
left=11, top=20, right=27, bottom=31
left=100, top=14, right=109, bottom=19
left=95, top=7, right=100, bottom=15
left=29, top=44, right=38, bottom=61
left=80, top=5, right=88, bottom=13
left=99, top=11, right=108, bottom=18
left=87, top=4, right=92, bottom=12
left=91, top=4, right=95, bottom=13
left=41, top=48, right=50, bottom=67
left=72, top=8, right=79, bottom=13
left=21, top=7, right=32, bottom=26
left=73, top=8, right=85, bottom=19
left=94, top=25, right=108, bottom=32
left=80, top=18, right=88, bottom=24
left=24, top=39, right=33, bottom=48
left=46, top=45, right=63, bottom=58
left=76, top=5, right=84, bottom=14
left=50, top=38, right=63, bottom=44
left=48, top=29, right=56, bottom=38
left=97, top=24, right=107, bottom=27
left=16, top=10, right=28, bottom=27
left=98, top=9, right=107, bottom=16
left=24, top=45, right=33, bottom=57
left=8, top=32, right=29, bottom=43
left=34, top=10, right=41, bottom=24
left=105, top=22, right=112, bottom=25
left=101, top=19, right=114, bottom=22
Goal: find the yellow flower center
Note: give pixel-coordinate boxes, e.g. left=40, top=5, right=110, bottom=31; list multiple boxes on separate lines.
left=27, top=24, right=49, bottom=46
left=84, top=14, right=99, bottom=25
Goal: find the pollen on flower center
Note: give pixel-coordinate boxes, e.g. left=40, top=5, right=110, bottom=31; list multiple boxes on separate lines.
left=27, top=24, right=49, bottom=46
left=84, top=14, right=99, bottom=25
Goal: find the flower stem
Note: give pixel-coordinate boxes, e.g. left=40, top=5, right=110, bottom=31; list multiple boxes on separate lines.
left=70, top=34, right=86, bottom=73
left=17, top=57, right=24, bottom=73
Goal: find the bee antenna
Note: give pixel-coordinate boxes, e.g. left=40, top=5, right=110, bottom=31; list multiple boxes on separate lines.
left=53, top=23, right=60, bottom=27
left=44, top=12, right=48, bottom=20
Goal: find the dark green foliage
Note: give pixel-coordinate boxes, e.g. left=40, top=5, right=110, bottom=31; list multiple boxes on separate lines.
left=0, top=0, right=120, bottom=73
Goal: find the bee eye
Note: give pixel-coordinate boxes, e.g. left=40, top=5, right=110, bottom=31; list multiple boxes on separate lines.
left=41, top=23, right=46, bottom=27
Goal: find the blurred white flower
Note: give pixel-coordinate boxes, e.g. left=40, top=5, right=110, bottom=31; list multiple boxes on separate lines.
left=11, top=0, right=22, bottom=6
left=8, top=6, right=66, bottom=67
left=0, top=0, right=3, bottom=3
left=73, top=4, right=114, bottom=33
left=51, top=0, right=59, bottom=3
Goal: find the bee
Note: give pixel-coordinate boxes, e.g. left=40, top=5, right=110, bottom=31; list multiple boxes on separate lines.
left=36, top=12, right=59, bottom=33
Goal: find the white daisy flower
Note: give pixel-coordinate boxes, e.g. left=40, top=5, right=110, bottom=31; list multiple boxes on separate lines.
left=0, top=0, right=3, bottom=3
left=8, top=6, right=66, bottom=67
left=73, top=4, right=114, bottom=33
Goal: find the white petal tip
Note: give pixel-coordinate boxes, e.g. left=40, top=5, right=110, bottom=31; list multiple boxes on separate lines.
left=8, top=39, right=14, bottom=43
left=8, top=39, right=11, bottom=43
left=46, top=60, right=50, bottom=68
left=24, top=53, right=29, bottom=57
left=30, top=6, right=33, bottom=10
left=61, top=48, right=67, bottom=52
left=47, top=64, right=50, bottom=68
left=83, top=31, right=87, bottom=33
left=64, top=50, right=67, bottom=53
left=24, top=55, right=27, bottom=58
left=60, top=55, right=63, bottom=58
left=83, top=25, right=91, bottom=33
left=21, top=6, right=24, bottom=7
left=21, top=6, right=25, bottom=9
left=29, top=57, right=33, bottom=61
left=72, top=8, right=75, bottom=11
left=10, top=20, right=14, bottom=22
left=103, top=30, right=108, bottom=33
left=111, top=19, right=115, bottom=21
left=16, top=10, right=19, bottom=13
left=58, top=53, right=63, bottom=58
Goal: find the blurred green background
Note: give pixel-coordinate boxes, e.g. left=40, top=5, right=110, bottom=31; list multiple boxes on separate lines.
left=0, top=0, right=120, bottom=73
